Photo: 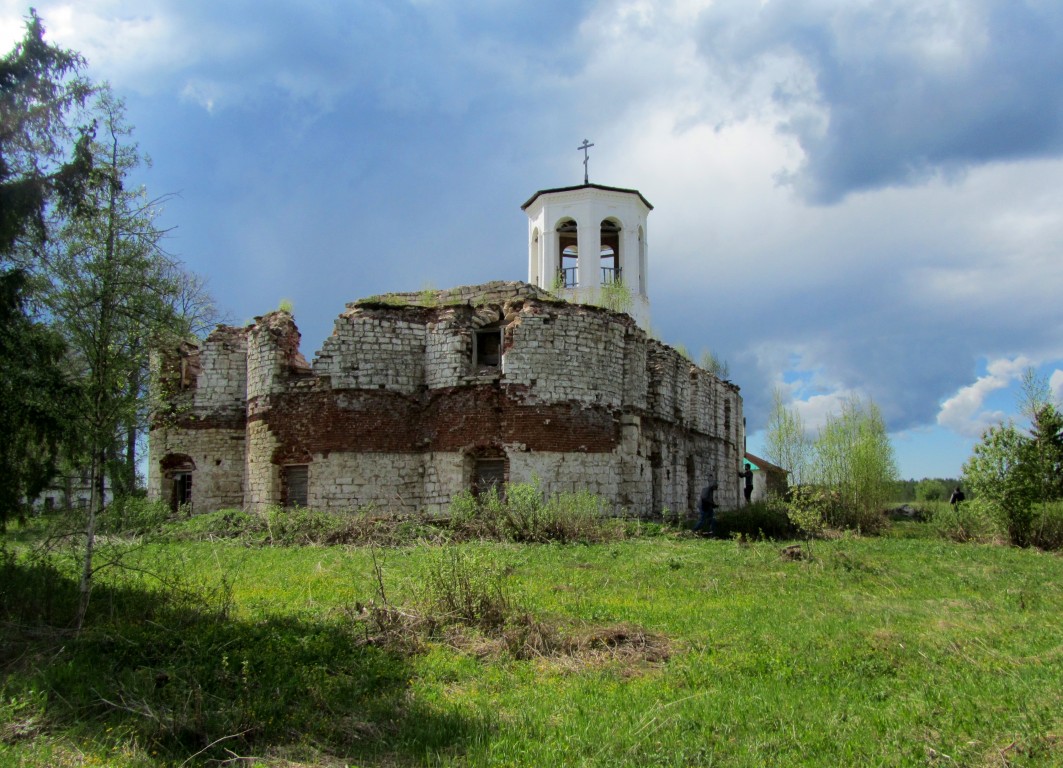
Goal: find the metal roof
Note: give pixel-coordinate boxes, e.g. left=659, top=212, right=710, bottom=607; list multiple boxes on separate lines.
left=520, top=183, right=653, bottom=212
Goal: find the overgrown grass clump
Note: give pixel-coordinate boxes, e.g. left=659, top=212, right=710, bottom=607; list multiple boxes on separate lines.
left=164, top=504, right=445, bottom=546
left=447, top=480, right=632, bottom=543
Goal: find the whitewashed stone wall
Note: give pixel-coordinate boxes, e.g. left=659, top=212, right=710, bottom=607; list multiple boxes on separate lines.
left=424, top=318, right=472, bottom=389
left=147, top=426, right=246, bottom=510
left=307, top=452, right=426, bottom=513
left=503, top=309, right=628, bottom=408
left=193, top=330, right=248, bottom=413
left=245, top=420, right=280, bottom=510
left=508, top=450, right=623, bottom=507
left=315, top=311, right=427, bottom=394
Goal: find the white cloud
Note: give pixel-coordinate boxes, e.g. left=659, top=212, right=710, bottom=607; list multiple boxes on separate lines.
left=0, top=1, right=193, bottom=92
left=936, top=356, right=1032, bottom=438
left=1051, top=370, right=1063, bottom=405
left=180, top=80, right=218, bottom=113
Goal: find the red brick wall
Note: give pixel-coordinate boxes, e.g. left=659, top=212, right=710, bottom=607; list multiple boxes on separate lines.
left=249, top=384, right=620, bottom=457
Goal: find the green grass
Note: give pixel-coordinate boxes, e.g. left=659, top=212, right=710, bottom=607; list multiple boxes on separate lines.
left=2, top=519, right=1062, bottom=766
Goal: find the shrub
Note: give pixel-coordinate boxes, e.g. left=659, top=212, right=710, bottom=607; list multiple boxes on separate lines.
left=808, top=398, right=897, bottom=533
left=163, top=505, right=444, bottom=547
left=97, top=496, right=172, bottom=535
left=963, top=423, right=1038, bottom=546
left=713, top=498, right=796, bottom=540
left=1030, top=502, right=1063, bottom=550
left=928, top=499, right=1000, bottom=544
left=784, top=486, right=831, bottom=539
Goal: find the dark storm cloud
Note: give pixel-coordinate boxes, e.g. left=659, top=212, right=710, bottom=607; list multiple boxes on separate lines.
left=697, top=0, right=1063, bottom=203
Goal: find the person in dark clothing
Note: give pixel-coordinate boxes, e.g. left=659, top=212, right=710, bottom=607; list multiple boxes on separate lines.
left=694, top=469, right=717, bottom=535
left=738, top=462, right=754, bottom=504
left=949, top=487, right=965, bottom=505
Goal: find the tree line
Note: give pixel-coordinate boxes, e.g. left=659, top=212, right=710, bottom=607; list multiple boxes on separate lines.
left=763, top=368, right=1063, bottom=547
left=1, top=11, right=215, bottom=622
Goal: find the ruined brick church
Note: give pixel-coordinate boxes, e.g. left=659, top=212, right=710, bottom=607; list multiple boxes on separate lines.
left=149, top=182, right=746, bottom=517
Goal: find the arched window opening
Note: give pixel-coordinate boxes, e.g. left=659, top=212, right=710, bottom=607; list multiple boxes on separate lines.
left=161, top=453, right=196, bottom=514
left=556, top=218, right=578, bottom=288
left=600, top=219, right=621, bottom=285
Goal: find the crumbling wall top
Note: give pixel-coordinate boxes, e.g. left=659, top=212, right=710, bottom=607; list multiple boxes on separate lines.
left=351, top=281, right=558, bottom=312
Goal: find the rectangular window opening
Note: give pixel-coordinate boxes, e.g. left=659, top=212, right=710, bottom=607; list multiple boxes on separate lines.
left=284, top=465, right=309, bottom=508
left=171, top=472, right=193, bottom=513
left=474, top=329, right=502, bottom=368
left=473, top=458, right=505, bottom=499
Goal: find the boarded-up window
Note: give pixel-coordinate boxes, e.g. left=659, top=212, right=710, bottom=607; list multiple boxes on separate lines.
left=473, top=459, right=505, bottom=498
left=474, top=329, right=502, bottom=367
left=284, top=465, right=309, bottom=508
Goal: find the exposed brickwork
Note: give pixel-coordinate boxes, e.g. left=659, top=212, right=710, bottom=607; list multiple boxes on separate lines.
left=150, top=281, right=744, bottom=518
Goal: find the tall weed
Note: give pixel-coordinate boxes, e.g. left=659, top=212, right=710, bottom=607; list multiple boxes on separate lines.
left=420, top=547, right=516, bottom=632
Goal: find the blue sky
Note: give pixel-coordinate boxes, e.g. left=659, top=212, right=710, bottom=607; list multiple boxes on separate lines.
left=4, top=0, right=1063, bottom=480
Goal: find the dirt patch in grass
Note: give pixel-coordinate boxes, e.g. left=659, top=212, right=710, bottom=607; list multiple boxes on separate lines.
left=354, top=603, right=670, bottom=672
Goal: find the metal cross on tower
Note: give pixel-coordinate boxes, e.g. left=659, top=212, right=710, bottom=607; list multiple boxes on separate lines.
left=578, top=139, right=594, bottom=184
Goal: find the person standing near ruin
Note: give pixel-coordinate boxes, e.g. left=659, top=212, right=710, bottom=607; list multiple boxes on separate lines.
left=738, top=462, right=754, bottom=504
left=694, top=468, right=718, bottom=535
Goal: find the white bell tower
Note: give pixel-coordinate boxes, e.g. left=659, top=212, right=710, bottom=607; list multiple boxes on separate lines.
left=522, top=182, right=653, bottom=330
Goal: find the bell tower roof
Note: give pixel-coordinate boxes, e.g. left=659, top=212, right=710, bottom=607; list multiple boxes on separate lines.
left=521, top=183, right=653, bottom=212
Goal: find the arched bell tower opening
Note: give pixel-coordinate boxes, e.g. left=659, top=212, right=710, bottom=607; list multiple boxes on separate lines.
left=557, top=218, right=579, bottom=288
left=600, top=218, right=621, bottom=285
left=522, top=183, right=653, bottom=330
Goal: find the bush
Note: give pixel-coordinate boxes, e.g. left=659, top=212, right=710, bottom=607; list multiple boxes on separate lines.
left=784, top=486, right=831, bottom=539
left=162, top=505, right=443, bottom=546
left=713, top=498, right=796, bottom=540
left=928, top=499, right=1000, bottom=544
left=963, top=422, right=1038, bottom=546
left=1030, top=502, right=1063, bottom=550
left=97, top=496, right=172, bottom=535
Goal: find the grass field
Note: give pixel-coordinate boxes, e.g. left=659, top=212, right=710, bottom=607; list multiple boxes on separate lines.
left=2, top=515, right=1062, bottom=766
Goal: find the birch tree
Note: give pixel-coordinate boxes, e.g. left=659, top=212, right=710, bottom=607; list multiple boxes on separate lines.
left=764, top=387, right=809, bottom=487
left=46, top=89, right=210, bottom=626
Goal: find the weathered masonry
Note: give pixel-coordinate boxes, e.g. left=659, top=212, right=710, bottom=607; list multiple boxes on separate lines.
left=149, top=183, right=746, bottom=517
